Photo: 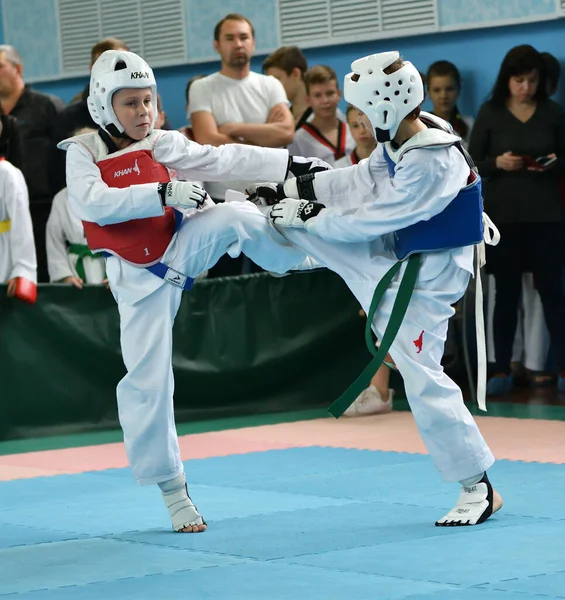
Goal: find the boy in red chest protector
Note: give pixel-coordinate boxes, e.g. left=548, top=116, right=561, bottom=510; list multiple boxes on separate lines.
left=59, top=50, right=326, bottom=533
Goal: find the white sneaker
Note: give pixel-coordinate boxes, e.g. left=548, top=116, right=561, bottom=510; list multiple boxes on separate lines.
left=343, top=385, right=394, bottom=417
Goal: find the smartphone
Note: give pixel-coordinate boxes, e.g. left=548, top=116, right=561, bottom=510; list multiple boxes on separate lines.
left=521, top=155, right=557, bottom=169
left=535, top=155, right=557, bottom=168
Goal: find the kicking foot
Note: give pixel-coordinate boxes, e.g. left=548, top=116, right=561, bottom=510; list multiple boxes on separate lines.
left=435, top=473, right=503, bottom=526
left=344, top=385, right=394, bottom=417
left=160, top=475, right=207, bottom=533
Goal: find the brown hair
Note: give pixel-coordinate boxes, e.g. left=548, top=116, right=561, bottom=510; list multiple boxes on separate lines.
left=214, top=13, right=255, bottom=41
left=490, top=44, right=547, bottom=107
left=91, top=37, right=129, bottom=64
left=345, top=104, right=361, bottom=121
left=304, top=65, right=338, bottom=94
left=426, top=60, right=466, bottom=137
left=263, top=46, right=307, bottom=76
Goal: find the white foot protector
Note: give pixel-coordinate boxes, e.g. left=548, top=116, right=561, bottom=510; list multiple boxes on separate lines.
left=160, top=475, right=206, bottom=532
left=344, top=386, right=394, bottom=417
left=436, top=473, right=502, bottom=526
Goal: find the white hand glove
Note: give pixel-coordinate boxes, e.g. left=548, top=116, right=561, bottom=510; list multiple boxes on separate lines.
left=269, top=198, right=325, bottom=228
left=158, top=181, right=207, bottom=209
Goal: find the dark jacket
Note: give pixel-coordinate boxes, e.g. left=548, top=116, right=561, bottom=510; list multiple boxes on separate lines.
left=49, top=85, right=96, bottom=195
left=469, top=99, right=565, bottom=224
left=10, top=84, right=65, bottom=204
left=0, top=112, right=24, bottom=170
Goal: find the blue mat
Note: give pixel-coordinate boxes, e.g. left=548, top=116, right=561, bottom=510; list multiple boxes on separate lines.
left=0, top=447, right=563, bottom=599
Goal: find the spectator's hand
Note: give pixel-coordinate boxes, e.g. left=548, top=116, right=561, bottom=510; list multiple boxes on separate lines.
left=63, top=276, right=83, bottom=289
left=270, top=198, right=325, bottom=228
left=246, top=182, right=286, bottom=206
left=267, top=105, right=286, bottom=124
left=158, top=181, right=206, bottom=209
left=495, top=152, right=524, bottom=171
left=102, top=278, right=111, bottom=291
left=6, top=278, right=17, bottom=297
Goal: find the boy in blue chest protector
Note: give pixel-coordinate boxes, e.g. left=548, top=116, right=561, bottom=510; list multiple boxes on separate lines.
left=248, top=51, right=502, bottom=526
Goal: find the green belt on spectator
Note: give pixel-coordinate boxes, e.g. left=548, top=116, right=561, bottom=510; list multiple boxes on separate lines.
left=328, top=253, right=421, bottom=418
left=68, top=243, right=104, bottom=282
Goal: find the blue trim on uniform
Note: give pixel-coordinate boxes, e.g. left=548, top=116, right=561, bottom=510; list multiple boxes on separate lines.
left=145, top=262, right=194, bottom=291
left=172, top=207, right=184, bottom=230
left=383, top=146, right=484, bottom=260
left=145, top=208, right=194, bottom=290
left=383, top=147, right=396, bottom=178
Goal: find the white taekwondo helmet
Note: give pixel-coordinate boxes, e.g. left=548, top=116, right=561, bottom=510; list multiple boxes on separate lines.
left=344, top=51, right=424, bottom=143
left=87, top=50, right=157, bottom=136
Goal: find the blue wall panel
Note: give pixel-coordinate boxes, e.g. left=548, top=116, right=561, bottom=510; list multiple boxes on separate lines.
left=32, top=18, right=565, bottom=130
left=2, top=0, right=60, bottom=79
left=184, top=0, right=279, bottom=61
left=438, top=0, right=556, bottom=27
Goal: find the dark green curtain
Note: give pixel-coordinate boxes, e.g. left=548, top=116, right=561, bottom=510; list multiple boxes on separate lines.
left=0, top=271, right=371, bottom=439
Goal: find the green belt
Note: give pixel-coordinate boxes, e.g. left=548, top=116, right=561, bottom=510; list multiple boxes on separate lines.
left=328, top=253, right=421, bottom=418
left=67, top=243, right=104, bottom=282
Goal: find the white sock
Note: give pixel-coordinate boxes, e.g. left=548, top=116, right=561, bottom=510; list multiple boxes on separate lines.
left=158, top=473, right=205, bottom=532
left=158, top=473, right=186, bottom=493
left=459, top=472, right=484, bottom=487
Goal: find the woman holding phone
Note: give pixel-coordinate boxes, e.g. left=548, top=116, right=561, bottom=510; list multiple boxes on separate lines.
left=469, top=44, right=565, bottom=395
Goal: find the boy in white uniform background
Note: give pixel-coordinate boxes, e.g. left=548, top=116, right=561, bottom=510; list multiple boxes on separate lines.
left=248, top=51, right=502, bottom=527
left=334, top=105, right=376, bottom=168
left=288, top=65, right=355, bottom=167
left=0, top=116, right=37, bottom=300
left=47, top=128, right=106, bottom=288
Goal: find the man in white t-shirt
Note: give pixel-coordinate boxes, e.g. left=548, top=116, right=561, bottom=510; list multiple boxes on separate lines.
left=189, top=13, right=294, bottom=275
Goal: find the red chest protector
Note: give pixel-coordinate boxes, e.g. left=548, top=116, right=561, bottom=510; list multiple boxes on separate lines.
left=83, top=149, right=177, bottom=266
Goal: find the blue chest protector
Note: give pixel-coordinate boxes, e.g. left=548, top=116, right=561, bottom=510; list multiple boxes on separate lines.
left=382, top=145, right=484, bottom=261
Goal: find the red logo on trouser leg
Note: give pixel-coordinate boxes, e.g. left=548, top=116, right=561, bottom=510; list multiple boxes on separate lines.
left=413, top=330, right=424, bottom=354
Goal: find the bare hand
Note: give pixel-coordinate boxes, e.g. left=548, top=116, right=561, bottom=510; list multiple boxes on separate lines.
left=63, top=276, right=84, bottom=289
left=102, top=278, right=111, bottom=291
left=267, top=105, right=286, bottom=124
left=495, top=152, right=524, bottom=171
left=6, top=278, right=17, bottom=297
